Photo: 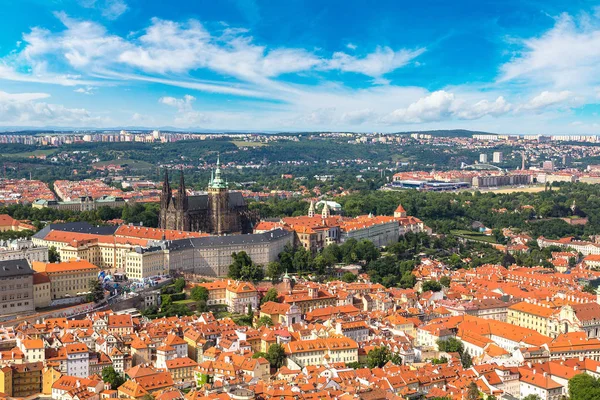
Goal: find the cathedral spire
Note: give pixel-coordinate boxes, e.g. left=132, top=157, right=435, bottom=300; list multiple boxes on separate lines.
left=161, top=169, right=172, bottom=205
left=178, top=169, right=188, bottom=210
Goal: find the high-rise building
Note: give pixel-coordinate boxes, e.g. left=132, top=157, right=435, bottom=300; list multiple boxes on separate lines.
left=492, top=151, right=503, bottom=163
left=543, top=160, right=554, bottom=171
left=479, top=154, right=488, bottom=163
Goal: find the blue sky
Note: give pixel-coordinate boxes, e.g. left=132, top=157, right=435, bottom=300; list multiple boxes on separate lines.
left=0, top=0, right=599, bottom=133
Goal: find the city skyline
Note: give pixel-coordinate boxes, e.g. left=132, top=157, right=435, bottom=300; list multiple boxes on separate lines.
left=0, top=0, right=599, bottom=134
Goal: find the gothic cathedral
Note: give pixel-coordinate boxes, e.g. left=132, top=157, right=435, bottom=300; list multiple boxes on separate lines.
left=159, top=156, right=258, bottom=235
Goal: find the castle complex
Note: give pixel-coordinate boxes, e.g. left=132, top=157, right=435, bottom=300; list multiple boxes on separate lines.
left=159, top=156, right=258, bottom=235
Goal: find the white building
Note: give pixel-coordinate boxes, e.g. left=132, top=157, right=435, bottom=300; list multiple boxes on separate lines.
left=65, top=343, right=89, bottom=378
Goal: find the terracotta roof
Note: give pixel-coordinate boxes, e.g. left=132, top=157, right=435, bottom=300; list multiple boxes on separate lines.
left=33, top=259, right=100, bottom=274
left=115, top=225, right=208, bottom=241
left=32, top=272, right=51, bottom=284
left=165, top=357, right=198, bottom=369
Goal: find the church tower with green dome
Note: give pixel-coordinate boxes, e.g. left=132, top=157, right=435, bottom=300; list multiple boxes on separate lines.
left=208, top=154, right=231, bottom=235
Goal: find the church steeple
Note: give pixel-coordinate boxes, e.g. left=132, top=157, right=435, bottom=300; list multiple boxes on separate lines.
left=308, top=200, right=315, bottom=217
left=161, top=169, right=172, bottom=206
left=178, top=170, right=188, bottom=211
left=321, top=201, right=330, bottom=219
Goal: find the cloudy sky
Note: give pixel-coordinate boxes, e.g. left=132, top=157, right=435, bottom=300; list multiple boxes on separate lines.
left=1, top=0, right=599, bottom=133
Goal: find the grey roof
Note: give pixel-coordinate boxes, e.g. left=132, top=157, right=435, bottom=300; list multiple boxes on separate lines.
left=0, top=259, right=34, bottom=277
left=33, top=222, right=118, bottom=240
left=167, top=228, right=292, bottom=252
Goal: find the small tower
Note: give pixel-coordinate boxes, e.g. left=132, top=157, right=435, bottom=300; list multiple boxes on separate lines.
left=321, top=201, right=330, bottom=219
left=283, top=271, right=292, bottom=294
left=394, top=204, right=407, bottom=218
left=308, top=283, right=318, bottom=299
left=308, top=200, right=315, bottom=217
left=571, top=200, right=577, bottom=214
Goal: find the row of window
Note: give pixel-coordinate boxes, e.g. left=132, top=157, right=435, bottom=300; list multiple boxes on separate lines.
left=1, top=301, right=29, bottom=308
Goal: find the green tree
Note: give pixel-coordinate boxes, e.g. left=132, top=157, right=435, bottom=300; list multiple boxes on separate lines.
left=241, top=262, right=264, bottom=282
left=229, top=252, right=264, bottom=281
left=568, top=373, right=600, bottom=400
left=440, top=276, right=451, bottom=287
left=582, top=283, right=597, bottom=295
left=266, top=261, right=282, bottom=280
left=256, top=316, right=274, bottom=328
left=49, top=246, right=61, bottom=263
left=346, top=361, right=364, bottom=369
left=266, top=344, right=286, bottom=369
left=341, top=272, right=358, bottom=283
left=461, top=352, right=473, bottom=368
left=366, top=346, right=390, bottom=369
left=190, top=286, right=209, bottom=302
left=437, top=338, right=464, bottom=354
left=292, top=247, right=312, bottom=272
left=261, top=288, right=279, bottom=304
left=522, top=395, right=541, bottom=400
left=173, top=278, right=186, bottom=292
left=195, top=299, right=208, bottom=313
left=161, top=294, right=173, bottom=308
left=86, top=279, right=105, bottom=303
left=466, top=381, right=481, bottom=400
left=422, top=280, right=443, bottom=292
left=101, top=366, right=125, bottom=389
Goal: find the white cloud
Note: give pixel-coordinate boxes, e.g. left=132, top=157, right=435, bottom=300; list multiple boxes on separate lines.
left=101, top=0, right=128, bottom=20
left=9, top=13, right=423, bottom=91
left=80, top=0, right=128, bottom=20
left=159, top=94, right=209, bottom=127
left=22, top=12, right=129, bottom=69
left=0, top=90, right=101, bottom=126
left=159, top=94, right=196, bottom=110
left=382, top=91, right=456, bottom=123
left=340, top=108, right=376, bottom=125
left=74, top=86, right=97, bottom=95
left=328, top=46, right=425, bottom=78
left=454, top=96, right=512, bottom=120
left=382, top=91, right=513, bottom=124
left=500, top=12, right=600, bottom=90
left=2, top=11, right=596, bottom=132
left=521, top=90, right=574, bottom=110
left=0, top=91, right=50, bottom=102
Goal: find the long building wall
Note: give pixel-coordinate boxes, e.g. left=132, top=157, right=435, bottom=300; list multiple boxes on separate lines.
left=33, top=223, right=293, bottom=278
left=340, top=221, right=399, bottom=248
left=167, top=229, right=293, bottom=276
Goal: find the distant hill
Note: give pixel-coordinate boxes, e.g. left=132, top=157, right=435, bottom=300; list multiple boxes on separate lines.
left=392, top=129, right=500, bottom=138
left=0, top=127, right=500, bottom=137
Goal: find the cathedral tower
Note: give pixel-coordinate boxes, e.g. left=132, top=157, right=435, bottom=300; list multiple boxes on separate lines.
left=208, top=155, right=230, bottom=235
left=178, top=170, right=190, bottom=231
left=159, top=169, right=172, bottom=229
